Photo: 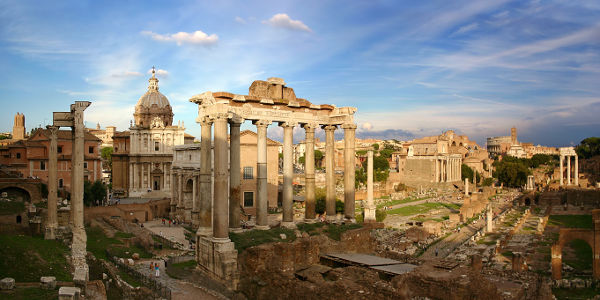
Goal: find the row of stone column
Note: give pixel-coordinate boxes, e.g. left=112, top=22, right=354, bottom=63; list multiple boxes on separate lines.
left=434, top=157, right=460, bottom=183
left=559, top=155, right=579, bottom=186
left=194, top=115, right=357, bottom=239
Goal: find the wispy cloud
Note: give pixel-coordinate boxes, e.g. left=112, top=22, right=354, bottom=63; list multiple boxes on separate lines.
left=263, top=13, right=312, bottom=32
left=235, top=16, right=246, bottom=24
left=111, top=71, right=143, bottom=78
left=147, top=68, right=169, bottom=77
left=141, top=30, right=218, bottom=46
left=451, top=22, right=479, bottom=36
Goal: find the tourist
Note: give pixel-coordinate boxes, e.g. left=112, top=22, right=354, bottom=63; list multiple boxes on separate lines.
left=149, top=262, right=154, bottom=270
left=168, top=219, right=171, bottom=227
left=435, top=248, right=439, bottom=257
left=155, top=262, right=160, bottom=277
left=162, top=218, right=165, bottom=225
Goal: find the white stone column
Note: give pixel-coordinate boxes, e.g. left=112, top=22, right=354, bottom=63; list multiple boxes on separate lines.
left=575, top=155, right=579, bottom=186
left=147, top=163, right=152, bottom=190
left=45, top=125, right=59, bottom=240
left=229, top=119, right=242, bottom=230
left=303, top=123, right=317, bottom=221
left=465, top=178, right=469, bottom=196
left=163, top=163, right=167, bottom=190
left=323, top=125, right=337, bottom=222
left=434, top=158, right=439, bottom=183
left=560, top=155, right=564, bottom=186
left=198, top=117, right=213, bottom=236
left=342, top=124, right=357, bottom=221
left=177, top=173, right=183, bottom=209
left=486, top=204, right=493, bottom=233
left=364, top=150, right=376, bottom=222
left=170, top=170, right=177, bottom=215
left=281, top=122, right=295, bottom=227
left=255, top=120, right=270, bottom=229
left=213, top=113, right=229, bottom=239
left=129, top=163, right=134, bottom=194
left=567, top=155, right=571, bottom=185
left=192, top=174, right=198, bottom=211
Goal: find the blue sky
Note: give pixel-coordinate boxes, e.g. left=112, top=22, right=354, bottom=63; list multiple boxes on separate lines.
left=1, top=0, right=599, bottom=147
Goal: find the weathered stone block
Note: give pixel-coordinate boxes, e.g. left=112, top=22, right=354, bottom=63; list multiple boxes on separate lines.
left=40, top=276, right=56, bottom=289
left=0, top=277, right=15, bottom=290
left=59, top=286, right=81, bottom=300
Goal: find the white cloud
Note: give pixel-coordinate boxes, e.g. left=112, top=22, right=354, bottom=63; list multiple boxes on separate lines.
left=141, top=30, right=218, bottom=46
left=263, top=13, right=312, bottom=32
left=235, top=16, right=246, bottom=24
left=110, top=71, right=143, bottom=78
left=361, top=122, right=373, bottom=130
left=147, top=68, right=169, bottom=77
left=452, top=22, right=479, bottom=36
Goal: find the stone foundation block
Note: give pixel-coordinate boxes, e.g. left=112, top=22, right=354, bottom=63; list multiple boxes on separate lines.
left=0, top=278, right=15, bottom=290
left=197, top=237, right=239, bottom=289
left=59, top=286, right=81, bottom=300
left=40, top=276, right=57, bottom=289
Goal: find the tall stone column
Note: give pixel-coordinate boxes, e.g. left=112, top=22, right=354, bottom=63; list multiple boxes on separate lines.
left=129, top=163, right=134, bottom=194
left=324, top=125, right=337, bottom=222
left=465, top=178, right=469, bottom=196
left=191, top=173, right=198, bottom=226
left=567, top=155, right=571, bottom=185
left=342, top=124, right=356, bottom=222
left=575, top=155, right=579, bottom=186
left=303, top=124, right=317, bottom=221
left=486, top=204, right=493, bottom=233
left=229, top=119, right=242, bottom=230
left=45, top=125, right=59, bottom=240
left=163, top=163, right=167, bottom=190
left=255, top=120, right=270, bottom=229
left=170, top=170, right=177, bottom=216
left=364, top=150, right=376, bottom=222
left=177, top=173, right=183, bottom=209
left=70, top=101, right=90, bottom=284
left=559, top=155, right=564, bottom=186
left=434, top=158, right=439, bottom=183
left=147, top=163, right=152, bottom=190
left=281, top=122, right=295, bottom=228
left=213, top=114, right=229, bottom=239
left=198, top=117, right=213, bottom=236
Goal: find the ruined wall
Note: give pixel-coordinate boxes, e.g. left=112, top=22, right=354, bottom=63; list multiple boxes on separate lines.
left=84, top=199, right=170, bottom=223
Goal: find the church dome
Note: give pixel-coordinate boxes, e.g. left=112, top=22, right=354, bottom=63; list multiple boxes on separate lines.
left=133, top=67, right=174, bottom=128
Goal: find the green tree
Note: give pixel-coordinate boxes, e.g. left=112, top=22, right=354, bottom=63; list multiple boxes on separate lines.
left=361, top=155, right=390, bottom=182
left=84, top=180, right=107, bottom=206
left=372, top=143, right=379, bottom=150
left=575, top=137, right=600, bottom=159
left=530, top=154, right=553, bottom=168
left=298, top=150, right=324, bottom=168
left=101, top=147, right=113, bottom=169
left=461, top=164, right=474, bottom=181
left=493, top=161, right=531, bottom=187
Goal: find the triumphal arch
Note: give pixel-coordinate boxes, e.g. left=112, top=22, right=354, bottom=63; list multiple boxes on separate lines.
left=189, top=77, right=357, bottom=286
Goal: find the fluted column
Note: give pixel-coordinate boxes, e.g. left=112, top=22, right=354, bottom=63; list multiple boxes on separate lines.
left=435, top=158, right=439, bottom=182
left=324, top=125, right=337, bottom=222
left=213, top=114, right=229, bottom=239
left=198, top=117, right=213, bottom=236
left=45, top=125, right=59, bottom=240
left=364, top=150, right=376, bottom=222
left=255, top=120, right=271, bottom=229
left=342, top=124, right=356, bottom=221
left=191, top=173, right=198, bottom=226
left=177, top=173, right=183, bottom=208
left=560, top=155, right=564, bottom=186
left=129, top=163, right=134, bottom=194
left=147, top=163, right=152, bottom=190
left=229, top=119, right=242, bottom=230
left=575, top=155, right=579, bottom=186
left=281, top=122, right=295, bottom=227
left=303, top=123, right=317, bottom=221
left=567, top=155, right=571, bottom=185
left=170, top=170, right=177, bottom=215
left=163, top=163, right=167, bottom=190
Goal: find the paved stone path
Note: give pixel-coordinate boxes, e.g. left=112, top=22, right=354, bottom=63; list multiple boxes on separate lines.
left=420, top=218, right=484, bottom=259
left=134, top=260, right=221, bottom=300
left=143, top=219, right=187, bottom=246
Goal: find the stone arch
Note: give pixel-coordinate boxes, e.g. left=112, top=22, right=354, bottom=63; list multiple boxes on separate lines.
left=451, top=141, right=456, bottom=146
left=551, top=227, right=600, bottom=280
left=524, top=197, right=531, bottom=206
left=0, top=186, right=31, bottom=202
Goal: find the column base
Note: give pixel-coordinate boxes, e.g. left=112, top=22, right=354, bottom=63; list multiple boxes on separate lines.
left=229, top=227, right=243, bottom=233
left=344, top=217, right=356, bottom=224
left=364, top=207, right=376, bottom=222
left=196, top=226, right=212, bottom=237
left=325, top=215, right=337, bottom=223
left=191, top=211, right=200, bottom=227
left=196, top=236, right=239, bottom=289
left=254, top=225, right=270, bottom=231
left=280, top=221, right=296, bottom=229
left=303, top=218, right=318, bottom=224
left=44, top=225, right=57, bottom=240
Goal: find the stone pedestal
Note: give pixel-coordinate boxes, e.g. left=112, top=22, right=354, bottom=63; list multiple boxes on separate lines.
left=197, top=237, right=239, bottom=289
left=59, top=287, right=81, bottom=300
left=0, top=278, right=14, bottom=290
left=41, top=276, right=57, bottom=289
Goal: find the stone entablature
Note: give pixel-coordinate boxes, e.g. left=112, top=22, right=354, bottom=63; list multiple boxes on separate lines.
left=559, top=147, right=578, bottom=186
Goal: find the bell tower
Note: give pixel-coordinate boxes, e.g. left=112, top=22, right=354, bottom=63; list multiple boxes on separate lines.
left=12, top=112, right=26, bottom=140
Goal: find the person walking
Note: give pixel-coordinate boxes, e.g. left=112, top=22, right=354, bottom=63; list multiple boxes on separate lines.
left=149, top=261, right=154, bottom=271
left=155, top=262, right=160, bottom=277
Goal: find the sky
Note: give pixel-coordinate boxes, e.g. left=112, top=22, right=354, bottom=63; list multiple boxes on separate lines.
left=0, top=0, right=599, bottom=147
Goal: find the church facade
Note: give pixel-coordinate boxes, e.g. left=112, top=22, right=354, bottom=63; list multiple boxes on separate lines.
left=112, top=68, right=193, bottom=198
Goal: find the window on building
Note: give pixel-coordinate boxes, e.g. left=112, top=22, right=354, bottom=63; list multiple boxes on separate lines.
left=16, top=153, right=21, bottom=159
left=84, top=162, right=88, bottom=169
left=89, top=146, right=94, bottom=154
left=57, top=146, right=62, bottom=153
left=244, top=192, right=254, bottom=207
left=58, top=178, right=63, bottom=188
left=40, top=161, right=46, bottom=170
left=155, top=141, right=159, bottom=151
left=243, top=167, right=253, bottom=179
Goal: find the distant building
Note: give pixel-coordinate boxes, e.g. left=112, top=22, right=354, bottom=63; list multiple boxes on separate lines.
left=111, top=68, right=194, bottom=198
left=487, top=127, right=559, bottom=159
left=87, top=123, right=117, bottom=148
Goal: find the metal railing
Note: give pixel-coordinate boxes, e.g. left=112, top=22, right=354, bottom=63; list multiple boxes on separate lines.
left=107, top=250, right=171, bottom=300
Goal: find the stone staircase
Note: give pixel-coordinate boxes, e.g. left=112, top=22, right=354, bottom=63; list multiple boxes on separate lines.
left=539, top=191, right=562, bottom=206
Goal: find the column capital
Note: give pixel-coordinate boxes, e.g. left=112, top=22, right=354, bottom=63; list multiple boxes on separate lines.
left=253, top=119, right=271, bottom=128
left=70, top=101, right=91, bottom=112
left=199, top=116, right=214, bottom=125
left=229, top=116, right=244, bottom=126
left=302, top=123, right=318, bottom=132
left=341, top=123, right=357, bottom=130
left=322, top=124, right=337, bottom=131
left=46, top=125, right=60, bottom=135
left=279, top=121, right=297, bottom=128
left=211, top=112, right=230, bottom=121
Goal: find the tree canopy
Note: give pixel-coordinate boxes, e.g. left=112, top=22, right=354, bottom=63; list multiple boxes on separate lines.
left=101, top=147, right=113, bottom=169
left=575, top=137, right=600, bottom=159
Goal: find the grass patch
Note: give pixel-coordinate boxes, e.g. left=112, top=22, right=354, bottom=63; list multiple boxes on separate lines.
left=0, top=201, right=25, bottom=215
left=564, top=239, right=593, bottom=271
left=86, top=226, right=152, bottom=260
left=502, top=251, right=514, bottom=258
left=118, top=270, right=141, bottom=287
left=0, top=287, right=57, bottom=300
left=0, top=234, right=71, bottom=282
left=552, top=287, right=600, bottom=300
left=296, top=222, right=325, bottom=236
left=376, top=197, right=425, bottom=209
left=323, top=223, right=362, bottom=241
left=114, top=231, right=135, bottom=239
left=548, top=215, right=593, bottom=229
left=229, top=227, right=296, bottom=251
left=387, top=202, right=460, bottom=216
left=166, top=260, right=196, bottom=279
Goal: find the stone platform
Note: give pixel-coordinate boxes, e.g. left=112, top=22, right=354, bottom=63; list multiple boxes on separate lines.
left=197, top=236, right=239, bottom=289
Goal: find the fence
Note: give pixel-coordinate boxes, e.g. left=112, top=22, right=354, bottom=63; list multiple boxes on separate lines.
left=107, top=250, right=171, bottom=300
left=151, top=232, right=183, bottom=250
